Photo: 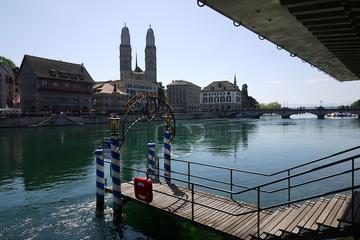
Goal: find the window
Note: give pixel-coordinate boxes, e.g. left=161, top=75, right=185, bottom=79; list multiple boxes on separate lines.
left=203, top=97, right=207, bottom=103
left=220, top=96, right=225, bottom=102
left=209, top=97, right=213, bottom=103
left=226, top=96, right=231, bottom=102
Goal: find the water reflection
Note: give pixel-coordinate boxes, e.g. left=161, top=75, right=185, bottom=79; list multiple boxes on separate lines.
left=0, top=126, right=103, bottom=190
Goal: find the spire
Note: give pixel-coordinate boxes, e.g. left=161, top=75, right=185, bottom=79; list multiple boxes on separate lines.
left=134, top=51, right=143, bottom=72
left=135, top=51, right=138, bottom=68
left=146, top=25, right=155, bottom=47
left=121, top=23, right=130, bottom=45
left=234, top=73, right=237, bottom=86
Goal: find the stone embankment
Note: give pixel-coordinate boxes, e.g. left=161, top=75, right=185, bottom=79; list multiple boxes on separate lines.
left=0, top=112, right=223, bottom=128
left=0, top=115, right=109, bottom=128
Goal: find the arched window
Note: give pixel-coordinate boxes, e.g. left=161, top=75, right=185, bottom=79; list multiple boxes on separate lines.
left=226, top=96, right=231, bottom=102
left=220, top=96, right=225, bottom=102
left=209, top=97, right=213, bottom=103
left=215, top=97, right=219, bottom=102
left=203, top=97, right=207, bottom=103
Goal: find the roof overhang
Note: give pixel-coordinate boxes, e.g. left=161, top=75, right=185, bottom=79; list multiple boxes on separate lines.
left=196, top=0, right=360, bottom=81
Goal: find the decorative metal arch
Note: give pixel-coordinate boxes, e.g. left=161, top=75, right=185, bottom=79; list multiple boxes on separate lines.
left=118, top=91, right=176, bottom=148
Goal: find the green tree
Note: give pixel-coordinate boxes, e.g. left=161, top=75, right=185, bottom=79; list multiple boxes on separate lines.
left=0, top=56, right=16, bottom=69
left=259, top=101, right=282, bottom=110
left=351, top=99, right=360, bottom=108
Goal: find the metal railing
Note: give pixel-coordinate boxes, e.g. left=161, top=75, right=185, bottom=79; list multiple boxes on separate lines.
left=157, top=145, right=360, bottom=201
left=104, top=145, right=360, bottom=238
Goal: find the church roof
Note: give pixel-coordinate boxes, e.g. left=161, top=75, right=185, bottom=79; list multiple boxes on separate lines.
left=202, top=80, right=240, bottom=91
left=167, top=80, right=201, bottom=88
left=133, top=65, right=144, bottom=73
left=21, top=55, right=94, bottom=82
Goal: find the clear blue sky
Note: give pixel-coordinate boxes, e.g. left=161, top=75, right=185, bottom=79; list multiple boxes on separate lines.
left=1, top=0, right=359, bottom=106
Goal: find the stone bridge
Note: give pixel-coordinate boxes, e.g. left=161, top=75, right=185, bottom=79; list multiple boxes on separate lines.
left=224, top=108, right=360, bottom=119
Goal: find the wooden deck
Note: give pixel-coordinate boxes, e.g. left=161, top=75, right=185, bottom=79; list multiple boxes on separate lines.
left=109, top=182, right=360, bottom=239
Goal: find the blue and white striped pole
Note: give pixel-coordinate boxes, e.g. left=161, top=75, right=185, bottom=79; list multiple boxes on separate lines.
left=164, top=122, right=171, bottom=183
left=95, top=148, right=104, bottom=211
left=147, top=143, right=156, bottom=181
left=111, top=135, right=122, bottom=217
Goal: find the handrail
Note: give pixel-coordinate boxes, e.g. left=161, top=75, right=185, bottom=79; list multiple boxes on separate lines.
left=104, top=152, right=360, bottom=196
left=158, top=145, right=360, bottom=177
left=117, top=162, right=360, bottom=217
left=233, top=154, right=360, bottom=195
left=104, top=158, right=271, bottom=193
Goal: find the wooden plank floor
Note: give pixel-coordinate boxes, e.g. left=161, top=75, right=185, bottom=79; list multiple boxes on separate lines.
left=106, top=182, right=359, bottom=240
left=116, top=182, right=273, bottom=239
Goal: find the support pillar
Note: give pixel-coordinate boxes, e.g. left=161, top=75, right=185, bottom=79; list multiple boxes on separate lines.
left=95, top=148, right=104, bottom=212
left=163, top=115, right=172, bottom=183
left=147, top=143, right=157, bottom=181
left=111, top=134, right=122, bottom=221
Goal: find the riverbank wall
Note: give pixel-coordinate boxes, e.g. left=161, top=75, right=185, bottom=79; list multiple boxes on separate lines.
left=0, top=115, right=109, bottom=128
left=0, top=112, right=223, bottom=128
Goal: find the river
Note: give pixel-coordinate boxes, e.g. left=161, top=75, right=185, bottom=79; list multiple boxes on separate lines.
left=0, top=116, right=359, bottom=239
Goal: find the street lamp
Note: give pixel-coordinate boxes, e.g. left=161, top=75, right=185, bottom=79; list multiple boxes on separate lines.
left=109, top=114, right=120, bottom=135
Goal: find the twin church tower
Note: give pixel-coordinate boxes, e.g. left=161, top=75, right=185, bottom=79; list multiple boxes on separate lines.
left=120, top=25, right=157, bottom=83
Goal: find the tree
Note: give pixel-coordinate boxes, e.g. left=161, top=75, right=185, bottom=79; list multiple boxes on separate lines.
left=259, top=101, right=282, bottom=110
left=0, top=56, right=16, bottom=69
left=351, top=99, right=360, bottom=108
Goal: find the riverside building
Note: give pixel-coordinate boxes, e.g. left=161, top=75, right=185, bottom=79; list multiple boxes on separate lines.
left=167, top=80, right=201, bottom=112
left=93, top=82, right=128, bottom=114
left=115, top=25, right=159, bottom=97
left=200, top=79, right=242, bottom=112
left=17, top=55, right=94, bottom=113
left=0, top=63, right=16, bottom=108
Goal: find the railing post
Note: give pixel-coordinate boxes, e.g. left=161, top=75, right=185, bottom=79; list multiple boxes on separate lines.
left=230, top=169, right=233, bottom=200
left=156, top=156, right=160, bottom=182
left=95, top=148, right=104, bottom=213
left=352, top=158, right=354, bottom=224
left=287, top=170, right=291, bottom=207
left=188, top=162, right=191, bottom=189
left=257, top=187, right=261, bottom=239
left=191, top=183, right=195, bottom=221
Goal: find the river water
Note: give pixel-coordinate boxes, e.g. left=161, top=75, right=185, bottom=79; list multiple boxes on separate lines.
left=0, top=116, right=359, bottom=239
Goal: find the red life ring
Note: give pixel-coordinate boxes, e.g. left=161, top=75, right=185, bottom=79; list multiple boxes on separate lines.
left=134, top=177, right=153, bottom=203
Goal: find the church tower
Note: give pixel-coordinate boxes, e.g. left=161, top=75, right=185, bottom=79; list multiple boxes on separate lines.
left=145, top=26, right=157, bottom=83
left=120, top=25, right=132, bottom=80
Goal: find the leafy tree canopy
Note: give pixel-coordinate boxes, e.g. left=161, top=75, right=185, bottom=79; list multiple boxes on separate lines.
left=259, top=101, right=282, bottom=110
left=0, top=56, right=16, bottom=69
left=351, top=99, right=360, bottom=108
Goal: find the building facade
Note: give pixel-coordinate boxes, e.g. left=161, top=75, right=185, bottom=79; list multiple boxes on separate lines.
left=167, top=80, right=201, bottom=112
left=200, top=80, right=242, bottom=111
left=17, top=55, right=94, bottom=113
left=118, top=25, right=158, bottom=97
left=93, top=82, right=128, bottom=114
left=0, top=63, right=16, bottom=108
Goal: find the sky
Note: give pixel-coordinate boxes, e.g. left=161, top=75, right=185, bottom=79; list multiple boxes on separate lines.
left=1, top=0, right=359, bottom=107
